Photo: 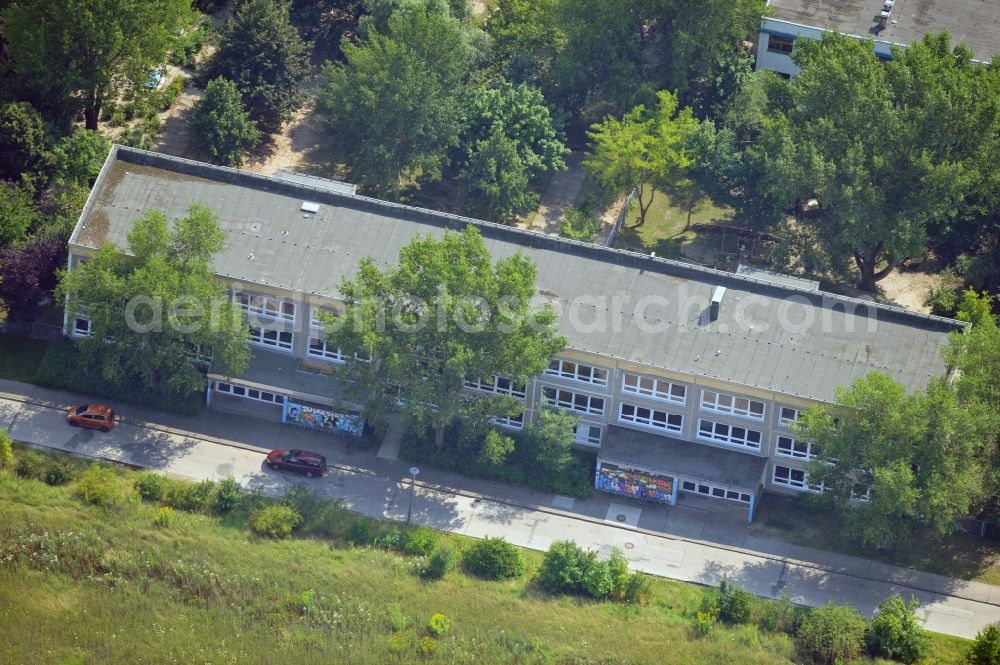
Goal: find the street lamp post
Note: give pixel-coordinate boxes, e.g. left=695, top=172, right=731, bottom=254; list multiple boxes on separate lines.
left=406, top=466, right=420, bottom=525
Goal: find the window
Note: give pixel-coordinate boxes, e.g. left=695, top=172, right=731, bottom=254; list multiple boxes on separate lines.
left=619, top=403, right=683, bottom=433
left=309, top=307, right=338, bottom=329
left=680, top=479, right=751, bottom=503
left=779, top=407, right=800, bottom=427
left=573, top=423, right=603, bottom=446
left=215, top=382, right=282, bottom=404
left=249, top=326, right=293, bottom=350
left=541, top=386, right=605, bottom=415
left=186, top=343, right=213, bottom=365
left=464, top=375, right=526, bottom=399
left=767, top=34, right=794, bottom=55
left=234, top=291, right=296, bottom=322
left=73, top=317, right=92, bottom=337
left=494, top=413, right=524, bottom=430
left=700, top=390, right=765, bottom=421
left=772, top=465, right=807, bottom=490
left=545, top=359, right=608, bottom=386
left=776, top=435, right=820, bottom=460
left=621, top=373, right=686, bottom=405
left=308, top=336, right=344, bottom=361
left=697, top=419, right=762, bottom=450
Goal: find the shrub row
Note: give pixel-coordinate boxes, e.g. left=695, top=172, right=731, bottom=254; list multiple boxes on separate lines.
left=14, top=449, right=80, bottom=486
left=133, top=472, right=241, bottom=514
left=35, top=339, right=203, bottom=415
left=537, top=540, right=649, bottom=602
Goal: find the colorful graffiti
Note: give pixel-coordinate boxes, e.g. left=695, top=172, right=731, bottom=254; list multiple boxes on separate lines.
left=595, top=462, right=674, bottom=505
left=284, top=402, right=364, bottom=437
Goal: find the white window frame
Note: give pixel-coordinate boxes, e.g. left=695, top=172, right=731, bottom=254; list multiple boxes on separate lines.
left=307, top=336, right=345, bottom=362
left=541, top=386, right=605, bottom=416
left=186, top=343, right=213, bottom=365
left=493, top=413, right=524, bottom=430
left=214, top=381, right=283, bottom=404
left=779, top=407, right=800, bottom=427
left=545, top=359, right=608, bottom=387
left=775, top=435, right=819, bottom=460
left=679, top=480, right=751, bottom=504
left=618, top=402, right=683, bottom=434
left=772, top=464, right=826, bottom=493
left=309, top=306, right=339, bottom=330
left=249, top=326, right=293, bottom=350
left=621, top=373, right=686, bottom=405
left=73, top=316, right=93, bottom=338
left=234, top=291, right=296, bottom=323
left=767, top=34, right=795, bottom=55
left=697, top=419, right=762, bottom=450
left=700, top=390, right=766, bottom=421
left=464, top=375, right=526, bottom=400
left=573, top=423, right=603, bottom=447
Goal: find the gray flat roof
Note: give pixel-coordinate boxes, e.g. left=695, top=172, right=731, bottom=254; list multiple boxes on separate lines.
left=71, top=147, right=964, bottom=404
left=766, top=0, right=1000, bottom=61
left=599, top=426, right=768, bottom=491
left=209, top=348, right=344, bottom=403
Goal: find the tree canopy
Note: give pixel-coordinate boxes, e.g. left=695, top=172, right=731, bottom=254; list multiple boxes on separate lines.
left=58, top=204, right=249, bottom=397
left=188, top=78, right=262, bottom=167
left=321, top=225, right=565, bottom=449
left=2, top=0, right=191, bottom=131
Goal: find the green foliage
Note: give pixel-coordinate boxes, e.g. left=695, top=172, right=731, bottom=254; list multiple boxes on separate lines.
left=153, top=506, right=176, bottom=528
left=0, top=430, right=13, bottom=470
left=714, top=578, right=754, bottom=625
left=57, top=204, right=250, bottom=399
left=479, top=429, right=516, bottom=466
left=326, top=226, right=565, bottom=451
left=426, top=612, right=450, bottom=637
left=72, top=465, right=126, bottom=508
left=521, top=408, right=575, bottom=475
left=164, top=478, right=217, bottom=512
left=968, top=624, right=1000, bottom=665
left=42, top=460, right=77, bottom=486
left=753, top=594, right=798, bottom=634
left=865, top=594, right=929, bottom=663
left=560, top=205, right=600, bottom=241
left=248, top=504, right=303, bottom=539
left=12, top=450, right=78, bottom=486
left=14, top=450, right=49, bottom=481
left=423, top=544, right=457, bottom=579
left=0, top=182, right=37, bottom=249
left=169, top=15, right=211, bottom=68
left=202, top=0, right=310, bottom=132
left=48, top=130, right=111, bottom=188
left=795, top=603, right=867, bottom=665
left=2, top=0, right=191, bottom=130
left=537, top=541, right=641, bottom=601
left=317, top=3, right=476, bottom=197
left=214, top=477, right=241, bottom=513
left=418, top=635, right=439, bottom=655
left=115, top=116, right=162, bottom=150
left=377, top=526, right=403, bottom=550
left=189, top=78, right=262, bottom=167
left=693, top=611, right=716, bottom=637
left=348, top=517, right=378, bottom=546
left=385, top=603, right=409, bottom=631
left=152, top=75, right=187, bottom=113
left=403, top=526, right=438, bottom=557
left=0, top=101, right=51, bottom=187
left=956, top=289, right=996, bottom=328
left=463, top=537, right=525, bottom=581
left=134, top=472, right=168, bottom=501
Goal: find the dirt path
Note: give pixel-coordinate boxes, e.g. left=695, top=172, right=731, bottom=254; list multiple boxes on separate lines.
left=520, top=152, right=586, bottom=235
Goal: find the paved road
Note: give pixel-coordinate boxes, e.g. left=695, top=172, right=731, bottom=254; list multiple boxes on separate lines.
left=2, top=382, right=997, bottom=640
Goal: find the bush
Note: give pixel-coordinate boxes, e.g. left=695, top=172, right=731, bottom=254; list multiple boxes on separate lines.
left=796, top=603, right=867, bottom=665
left=716, top=578, right=754, bottom=625
left=385, top=603, right=409, bottom=632
left=153, top=76, right=187, bottom=112
left=153, top=506, right=175, bottom=528
left=15, top=450, right=48, bottom=480
left=693, top=611, right=716, bottom=637
left=248, top=505, right=302, bottom=538
left=418, top=636, right=439, bottom=656
left=968, top=623, right=1000, bottom=665
left=464, top=537, right=526, bottom=581
left=0, top=430, right=13, bottom=469
left=164, top=478, right=216, bottom=512
left=865, top=594, right=928, bottom=663
left=538, top=540, right=595, bottom=595
left=426, top=613, right=450, bottom=637
left=560, top=205, right=601, bottom=241
left=43, top=459, right=76, bottom=485
left=134, top=472, right=167, bottom=501
left=423, top=545, right=457, bottom=580
left=378, top=527, right=403, bottom=550
left=72, top=465, right=126, bottom=508
left=753, top=594, right=798, bottom=634
left=404, top=526, right=438, bottom=557
left=348, top=517, right=378, bottom=546
left=214, top=476, right=241, bottom=513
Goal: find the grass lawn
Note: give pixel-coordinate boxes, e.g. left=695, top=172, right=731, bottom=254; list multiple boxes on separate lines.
left=0, top=334, right=50, bottom=383
left=752, top=493, right=1000, bottom=586
left=614, top=187, right=732, bottom=258
left=0, top=451, right=969, bottom=665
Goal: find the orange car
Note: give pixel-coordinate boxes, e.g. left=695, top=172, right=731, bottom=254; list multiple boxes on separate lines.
left=67, top=404, right=117, bottom=432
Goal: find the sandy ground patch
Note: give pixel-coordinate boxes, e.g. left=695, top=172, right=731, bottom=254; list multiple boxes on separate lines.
left=876, top=267, right=945, bottom=313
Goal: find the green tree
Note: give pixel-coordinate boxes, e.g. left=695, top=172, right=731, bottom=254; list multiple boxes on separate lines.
left=2, top=0, right=191, bottom=130
left=796, top=603, right=867, bottom=665
left=585, top=91, right=698, bottom=227
left=865, top=594, right=929, bottom=663
left=58, top=203, right=249, bottom=397
left=0, top=182, right=37, bottom=249
left=522, top=408, right=575, bottom=475
left=763, top=32, right=999, bottom=290
left=799, top=372, right=993, bottom=549
left=203, top=0, right=310, bottom=133
left=0, top=101, right=51, bottom=187
left=188, top=78, right=262, bottom=167
left=322, top=225, right=565, bottom=450
left=48, top=130, right=111, bottom=188
left=317, top=3, right=476, bottom=197
left=458, top=129, right=535, bottom=223
left=968, top=623, right=1000, bottom=665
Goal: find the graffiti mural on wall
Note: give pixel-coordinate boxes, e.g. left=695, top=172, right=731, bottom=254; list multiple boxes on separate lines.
left=595, top=462, right=674, bottom=505
left=284, top=402, right=364, bottom=436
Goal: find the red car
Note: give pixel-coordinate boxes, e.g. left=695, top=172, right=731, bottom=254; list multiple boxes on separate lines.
left=266, top=449, right=327, bottom=478
left=67, top=404, right=116, bottom=432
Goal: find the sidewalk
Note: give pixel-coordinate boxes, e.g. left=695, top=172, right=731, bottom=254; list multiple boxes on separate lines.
left=1, top=377, right=997, bottom=639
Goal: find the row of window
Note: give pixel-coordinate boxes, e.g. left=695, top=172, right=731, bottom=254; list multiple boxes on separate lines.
left=680, top=480, right=752, bottom=504
left=619, top=403, right=682, bottom=433
left=545, top=359, right=608, bottom=386
left=541, top=386, right=605, bottom=415
left=234, top=291, right=296, bottom=322
left=464, top=376, right=527, bottom=399
left=214, top=381, right=283, bottom=404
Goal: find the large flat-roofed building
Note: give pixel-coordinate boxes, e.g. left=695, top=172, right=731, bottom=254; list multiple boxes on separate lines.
left=68, top=146, right=966, bottom=519
left=756, top=0, right=1000, bottom=77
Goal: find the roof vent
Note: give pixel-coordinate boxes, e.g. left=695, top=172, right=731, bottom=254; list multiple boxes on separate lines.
left=710, top=286, right=726, bottom=321
left=247, top=252, right=255, bottom=261
left=300, top=201, right=320, bottom=214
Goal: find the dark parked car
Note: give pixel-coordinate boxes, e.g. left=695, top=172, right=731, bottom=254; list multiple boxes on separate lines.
left=67, top=404, right=116, bottom=432
left=266, top=449, right=327, bottom=478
